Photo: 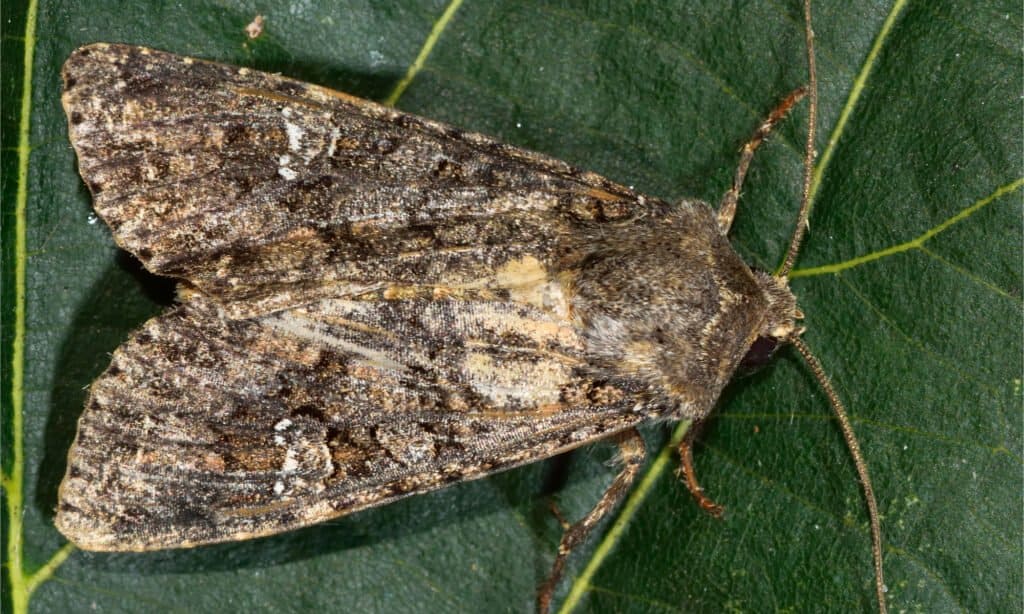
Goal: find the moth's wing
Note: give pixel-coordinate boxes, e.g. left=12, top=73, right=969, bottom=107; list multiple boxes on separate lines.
left=56, top=296, right=647, bottom=550
left=62, top=43, right=673, bottom=318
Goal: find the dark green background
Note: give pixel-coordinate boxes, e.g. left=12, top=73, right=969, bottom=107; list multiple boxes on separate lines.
left=3, top=1, right=1020, bottom=612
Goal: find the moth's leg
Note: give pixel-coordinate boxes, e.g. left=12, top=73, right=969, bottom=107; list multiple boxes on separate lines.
left=538, top=428, right=645, bottom=614
left=675, top=422, right=724, bottom=517
left=547, top=500, right=571, bottom=530
left=717, top=87, right=807, bottom=234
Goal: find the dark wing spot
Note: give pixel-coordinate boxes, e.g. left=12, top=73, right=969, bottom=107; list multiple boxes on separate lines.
left=292, top=404, right=326, bottom=422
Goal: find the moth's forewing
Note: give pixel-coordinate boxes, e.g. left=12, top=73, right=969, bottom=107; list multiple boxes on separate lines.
left=59, top=44, right=779, bottom=550
left=57, top=295, right=647, bottom=550
left=62, top=43, right=651, bottom=318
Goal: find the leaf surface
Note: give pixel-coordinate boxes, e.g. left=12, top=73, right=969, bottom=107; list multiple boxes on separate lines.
left=3, top=1, right=1020, bottom=612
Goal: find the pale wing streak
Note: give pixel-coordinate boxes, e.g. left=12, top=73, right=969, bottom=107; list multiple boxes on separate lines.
left=262, top=309, right=415, bottom=373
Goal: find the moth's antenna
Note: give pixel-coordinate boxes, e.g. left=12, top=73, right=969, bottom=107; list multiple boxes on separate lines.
left=786, top=3, right=887, bottom=613
left=779, top=0, right=818, bottom=277
left=792, top=338, right=887, bottom=613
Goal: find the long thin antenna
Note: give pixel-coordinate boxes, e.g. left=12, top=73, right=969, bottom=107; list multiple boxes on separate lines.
left=779, top=0, right=819, bottom=277
left=786, top=3, right=886, bottom=612
left=792, top=338, right=887, bottom=613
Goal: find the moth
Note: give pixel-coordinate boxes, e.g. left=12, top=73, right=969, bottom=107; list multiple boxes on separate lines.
left=57, top=2, right=885, bottom=611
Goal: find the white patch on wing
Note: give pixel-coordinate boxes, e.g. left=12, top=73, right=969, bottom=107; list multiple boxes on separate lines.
left=325, top=127, right=341, bottom=158
left=461, top=351, right=568, bottom=406
left=277, top=154, right=297, bottom=180
left=262, top=309, right=410, bottom=372
left=282, top=449, right=300, bottom=472
left=285, top=121, right=305, bottom=153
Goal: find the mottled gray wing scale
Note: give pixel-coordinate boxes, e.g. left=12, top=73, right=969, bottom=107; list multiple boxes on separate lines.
left=57, top=44, right=684, bottom=549
left=62, top=43, right=670, bottom=318
left=57, top=294, right=650, bottom=550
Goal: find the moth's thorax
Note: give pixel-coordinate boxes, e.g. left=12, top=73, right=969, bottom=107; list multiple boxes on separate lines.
left=570, top=201, right=796, bottom=419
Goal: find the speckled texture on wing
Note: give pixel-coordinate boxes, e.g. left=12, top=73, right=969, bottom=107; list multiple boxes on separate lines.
left=62, top=43, right=663, bottom=319
left=56, top=295, right=648, bottom=550
left=58, top=44, right=788, bottom=551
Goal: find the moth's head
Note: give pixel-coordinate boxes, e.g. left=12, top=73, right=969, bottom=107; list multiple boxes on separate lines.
left=739, top=271, right=804, bottom=372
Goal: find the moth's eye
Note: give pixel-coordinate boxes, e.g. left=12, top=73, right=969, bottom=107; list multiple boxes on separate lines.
left=739, top=335, right=779, bottom=374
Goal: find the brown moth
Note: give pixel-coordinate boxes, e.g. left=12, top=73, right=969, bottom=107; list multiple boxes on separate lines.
left=57, top=1, right=885, bottom=611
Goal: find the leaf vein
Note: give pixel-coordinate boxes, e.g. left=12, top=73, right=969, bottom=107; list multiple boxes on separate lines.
left=809, top=0, right=910, bottom=216
left=5, top=0, right=42, bottom=612
left=557, top=422, right=691, bottom=614
left=384, top=0, right=465, bottom=107
left=792, top=177, right=1023, bottom=278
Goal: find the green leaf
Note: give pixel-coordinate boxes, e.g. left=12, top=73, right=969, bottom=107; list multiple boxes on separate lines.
left=3, top=0, right=1020, bottom=612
